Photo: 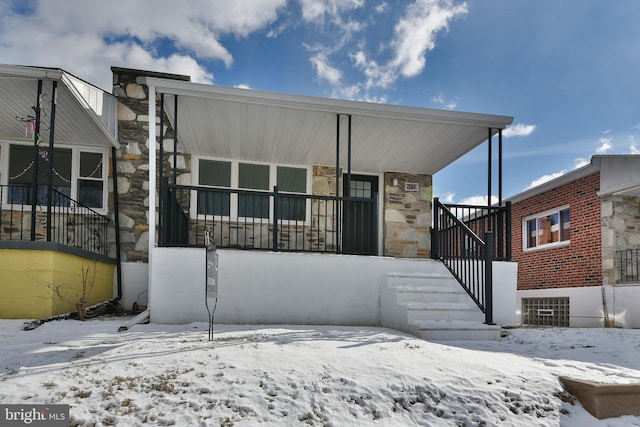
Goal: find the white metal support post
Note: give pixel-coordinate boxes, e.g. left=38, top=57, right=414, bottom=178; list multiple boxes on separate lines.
left=147, top=85, right=157, bottom=306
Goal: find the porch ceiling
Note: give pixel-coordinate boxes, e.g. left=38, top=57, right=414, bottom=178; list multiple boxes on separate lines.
left=144, top=77, right=513, bottom=175
left=0, top=65, right=118, bottom=148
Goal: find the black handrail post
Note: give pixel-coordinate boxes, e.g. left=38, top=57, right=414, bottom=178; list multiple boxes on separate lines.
left=431, top=197, right=440, bottom=259
left=487, top=127, right=493, bottom=232
left=30, top=79, right=43, bottom=241
left=159, top=94, right=165, bottom=240
left=111, top=146, right=123, bottom=300
left=160, top=177, right=169, bottom=246
left=173, top=95, right=178, bottom=185
left=505, top=201, right=512, bottom=261
left=335, top=114, right=340, bottom=253
left=484, top=231, right=494, bottom=324
left=46, top=80, right=57, bottom=242
left=272, top=186, right=279, bottom=251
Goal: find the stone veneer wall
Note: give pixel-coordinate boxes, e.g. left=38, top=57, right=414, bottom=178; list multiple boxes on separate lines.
left=601, top=194, right=640, bottom=285
left=112, top=67, right=190, bottom=262
left=383, top=172, right=432, bottom=258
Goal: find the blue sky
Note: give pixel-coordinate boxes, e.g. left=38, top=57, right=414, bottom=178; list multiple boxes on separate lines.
left=1, top=0, right=638, bottom=203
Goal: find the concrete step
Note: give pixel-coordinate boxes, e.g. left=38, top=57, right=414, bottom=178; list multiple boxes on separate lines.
left=395, top=284, right=470, bottom=304
left=387, top=272, right=460, bottom=290
left=403, top=302, right=485, bottom=322
left=411, top=320, right=501, bottom=341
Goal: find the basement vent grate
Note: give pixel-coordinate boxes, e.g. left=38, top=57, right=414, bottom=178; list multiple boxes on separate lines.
left=522, top=297, right=570, bottom=327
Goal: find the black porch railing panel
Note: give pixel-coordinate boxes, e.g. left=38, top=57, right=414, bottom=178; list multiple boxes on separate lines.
left=160, top=183, right=377, bottom=255
left=160, top=178, right=190, bottom=246
left=440, top=201, right=511, bottom=261
left=432, top=197, right=495, bottom=323
left=617, top=248, right=640, bottom=283
left=0, top=184, right=111, bottom=257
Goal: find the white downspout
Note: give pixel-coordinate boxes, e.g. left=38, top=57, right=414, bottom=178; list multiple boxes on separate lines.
left=147, top=85, right=157, bottom=317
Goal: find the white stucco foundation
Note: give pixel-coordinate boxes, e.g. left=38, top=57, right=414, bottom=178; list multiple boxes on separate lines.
left=118, top=262, right=149, bottom=310
left=516, top=284, right=640, bottom=328
left=492, top=261, right=518, bottom=326
left=148, top=248, right=518, bottom=328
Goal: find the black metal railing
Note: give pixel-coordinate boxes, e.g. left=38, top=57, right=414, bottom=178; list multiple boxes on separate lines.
left=0, top=184, right=110, bottom=257
left=159, top=179, right=377, bottom=255
left=617, top=248, right=640, bottom=283
left=430, top=197, right=511, bottom=324
left=438, top=201, right=511, bottom=261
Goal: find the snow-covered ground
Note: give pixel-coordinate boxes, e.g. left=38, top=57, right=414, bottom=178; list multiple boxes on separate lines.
left=1, top=318, right=639, bottom=426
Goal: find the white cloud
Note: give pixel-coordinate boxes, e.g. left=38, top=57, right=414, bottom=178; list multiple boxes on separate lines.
left=458, top=195, right=499, bottom=206
left=310, top=52, right=342, bottom=85
left=596, top=137, right=613, bottom=154
left=306, top=0, right=467, bottom=99
left=502, top=123, right=536, bottom=138
left=630, top=136, right=640, bottom=154
left=441, top=192, right=456, bottom=203
left=526, top=171, right=566, bottom=189
left=374, top=2, right=389, bottom=14
left=351, top=50, right=397, bottom=90
left=0, top=0, right=286, bottom=90
left=298, top=0, right=364, bottom=25
left=390, top=0, right=468, bottom=77
left=432, top=94, right=457, bottom=110
left=525, top=157, right=593, bottom=191
left=574, top=157, right=590, bottom=169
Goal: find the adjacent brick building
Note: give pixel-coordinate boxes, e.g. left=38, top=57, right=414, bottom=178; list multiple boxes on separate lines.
left=508, top=155, right=640, bottom=327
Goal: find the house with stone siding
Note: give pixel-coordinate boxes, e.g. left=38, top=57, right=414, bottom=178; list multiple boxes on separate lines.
left=113, top=67, right=518, bottom=339
left=507, top=155, right=640, bottom=328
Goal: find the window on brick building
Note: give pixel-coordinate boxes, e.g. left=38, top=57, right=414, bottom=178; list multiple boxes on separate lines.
left=523, top=206, right=570, bottom=250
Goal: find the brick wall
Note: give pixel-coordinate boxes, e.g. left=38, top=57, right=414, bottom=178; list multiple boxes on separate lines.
left=511, top=172, right=601, bottom=290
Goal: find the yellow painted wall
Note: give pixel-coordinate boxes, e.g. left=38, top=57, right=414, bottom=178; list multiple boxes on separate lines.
left=0, top=249, right=114, bottom=319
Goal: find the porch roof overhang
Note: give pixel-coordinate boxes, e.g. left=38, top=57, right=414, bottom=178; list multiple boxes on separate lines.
left=0, top=64, right=119, bottom=149
left=140, top=76, right=513, bottom=175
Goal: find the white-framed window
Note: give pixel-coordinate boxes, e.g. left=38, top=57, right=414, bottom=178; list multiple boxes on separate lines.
left=193, top=157, right=310, bottom=221
left=523, top=205, right=570, bottom=250
left=0, top=141, right=108, bottom=212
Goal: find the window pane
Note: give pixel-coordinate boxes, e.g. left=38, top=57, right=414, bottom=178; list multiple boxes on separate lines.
left=238, top=194, right=269, bottom=218
left=78, top=179, right=103, bottom=208
left=349, top=179, right=372, bottom=198
left=527, top=219, right=537, bottom=248
left=277, top=196, right=306, bottom=221
left=197, top=190, right=230, bottom=216
left=8, top=145, right=33, bottom=185
left=8, top=145, right=71, bottom=204
left=560, top=209, right=570, bottom=241
left=239, top=163, right=269, bottom=190
left=199, top=160, right=231, bottom=187
left=537, top=213, right=559, bottom=245
left=80, top=152, right=103, bottom=178
left=277, top=166, right=306, bottom=193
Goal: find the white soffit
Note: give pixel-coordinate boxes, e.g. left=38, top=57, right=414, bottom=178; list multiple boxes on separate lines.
left=143, top=77, right=513, bottom=175
left=0, top=65, right=118, bottom=148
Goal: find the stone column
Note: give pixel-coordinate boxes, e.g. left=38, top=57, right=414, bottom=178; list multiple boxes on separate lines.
left=383, top=172, right=432, bottom=258
left=111, top=68, right=190, bottom=262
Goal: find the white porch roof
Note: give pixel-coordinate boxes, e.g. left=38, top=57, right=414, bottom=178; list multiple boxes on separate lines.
left=141, top=76, right=513, bottom=175
left=0, top=65, right=119, bottom=148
